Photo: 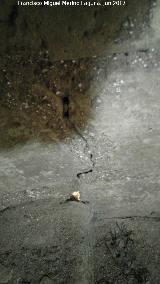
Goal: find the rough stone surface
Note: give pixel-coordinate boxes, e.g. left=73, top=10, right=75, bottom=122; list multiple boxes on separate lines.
left=0, top=264, right=13, bottom=284
left=40, top=276, right=54, bottom=284
left=0, top=0, right=153, bottom=59
left=0, top=0, right=160, bottom=283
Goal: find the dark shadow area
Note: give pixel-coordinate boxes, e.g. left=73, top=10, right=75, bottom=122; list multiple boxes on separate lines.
left=62, top=96, right=70, bottom=118
left=0, top=56, right=96, bottom=148
left=0, top=0, right=153, bottom=148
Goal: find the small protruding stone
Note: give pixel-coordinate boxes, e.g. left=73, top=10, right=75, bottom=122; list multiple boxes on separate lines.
left=70, top=191, right=80, bottom=201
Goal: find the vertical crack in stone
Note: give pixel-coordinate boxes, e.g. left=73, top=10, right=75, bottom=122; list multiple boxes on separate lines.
left=69, top=121, right=95, bottom=179
left=62, top=95, right=69, bottom=119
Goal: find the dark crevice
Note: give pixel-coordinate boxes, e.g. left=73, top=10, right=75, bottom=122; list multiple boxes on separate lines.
left=77, top=169, right=93, bottom=178
left=62, top=96, right=69, bottom=118
left=69, top=121, right=95, bottom=179
left=83, top=30, right=89, bottom=38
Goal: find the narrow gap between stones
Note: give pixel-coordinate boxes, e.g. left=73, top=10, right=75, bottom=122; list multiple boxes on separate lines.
left=69, top=121, right=95, bottom=179
left=62, top=96, right=69, bottom=118
left=61, top=89, right=95, bottom=179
